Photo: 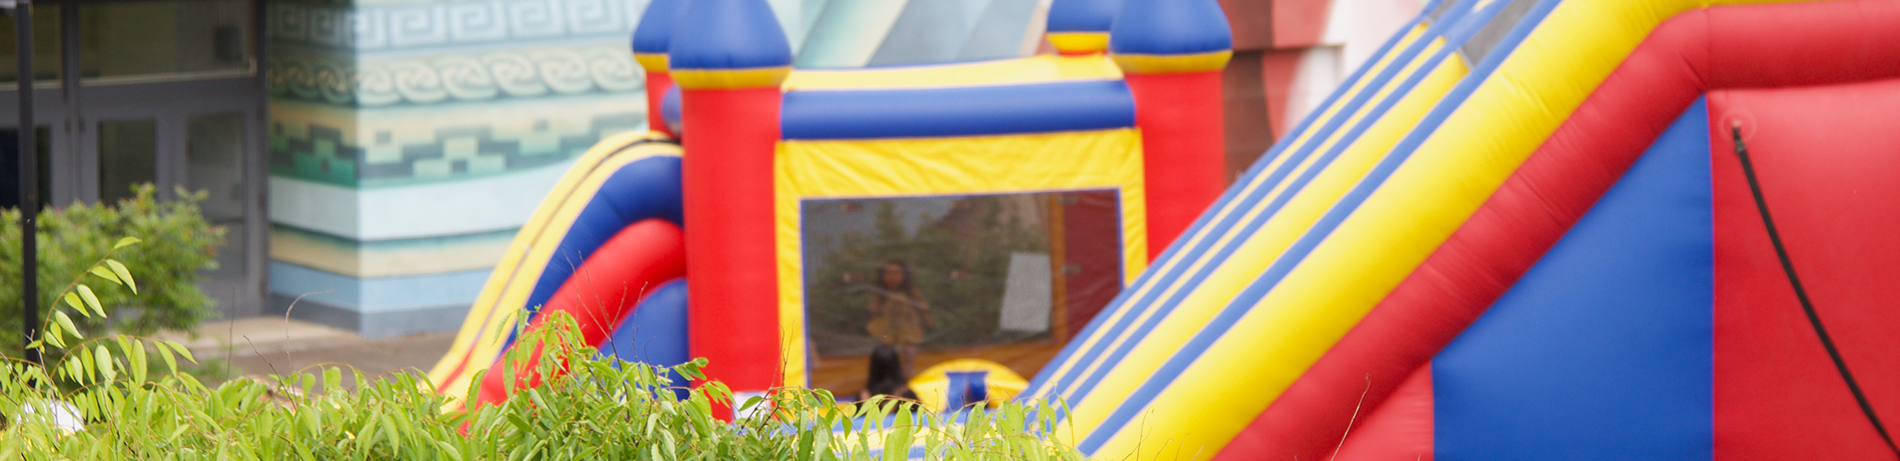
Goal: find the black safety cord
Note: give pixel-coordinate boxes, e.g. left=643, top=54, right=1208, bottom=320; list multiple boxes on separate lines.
left=1731, top=126, right=1899, bottom=457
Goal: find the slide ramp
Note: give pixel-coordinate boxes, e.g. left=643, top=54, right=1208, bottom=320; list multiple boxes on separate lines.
left=1021, top=0, right=1900, bottom=459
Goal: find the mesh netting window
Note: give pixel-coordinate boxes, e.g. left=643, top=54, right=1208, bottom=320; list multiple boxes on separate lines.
left=801, top=190, right=1122, bottom=396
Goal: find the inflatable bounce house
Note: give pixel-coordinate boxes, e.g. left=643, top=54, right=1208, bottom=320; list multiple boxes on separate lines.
left=429, top=0, right=1900, bottom=458
left=428, top=0, right=1227, bottom=415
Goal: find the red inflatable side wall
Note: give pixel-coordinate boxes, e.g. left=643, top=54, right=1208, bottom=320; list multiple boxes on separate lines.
left=1710, top=78, right=1900, bottom=460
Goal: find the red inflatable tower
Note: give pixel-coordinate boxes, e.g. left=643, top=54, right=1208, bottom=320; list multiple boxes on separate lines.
left=630, top=0, right=686, bottom=138
left=668, top=0, right=793, bottom=417
left=1111, top=0, right=1232, bottom=258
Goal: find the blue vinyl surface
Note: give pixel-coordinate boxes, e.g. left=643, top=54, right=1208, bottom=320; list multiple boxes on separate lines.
left=1432, top=98, right=1713, bottom=460
left=1045, top=0, right=1121, bottom=32
left=601, top=279, right=692, bottom=400
left=1107, top=0, right=1232, bottom=56
left=780, top=80, right=1135, bottom=139
left=669, top=0, right=793, bottom=70
left=631, top=0, right=689, bottom=55
left=662, top=84, right=683, bottom=135
left=512, top=153, right=684, bottom=347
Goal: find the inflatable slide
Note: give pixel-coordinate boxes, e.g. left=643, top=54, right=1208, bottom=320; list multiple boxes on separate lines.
left=426, top=0, right=1900, bottom=458
left=424, top=131, right=691, bottom=407
left=1023, top=0, right=1900, bottom=459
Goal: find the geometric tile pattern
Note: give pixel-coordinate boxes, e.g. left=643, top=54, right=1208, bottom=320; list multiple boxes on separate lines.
left=269, top=45, right=645, bottom=107
left=268, top=111, right=644, bottom=185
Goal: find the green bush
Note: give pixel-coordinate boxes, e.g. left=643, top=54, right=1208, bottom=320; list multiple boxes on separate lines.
left=0, top=183, right=225, bottom=352
left=0, top=243, right=1088, bottom=460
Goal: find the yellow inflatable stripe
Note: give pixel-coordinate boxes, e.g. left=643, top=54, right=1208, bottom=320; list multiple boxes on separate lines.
left=1110, top=50, right=1234, bottom=74
left=1085, top=0, right=1794, bottom=457
left=774, top=129, right=1149, bottom=387
left=782, top=54, right=1123, bottom=91
left=1046, top=32, right=1110, bottom=54
left=427, top=132, right=678, bottom=402
left=1053, top=56, right=1465, bottom=448
left=1029, top=31, right=1438, bottom=402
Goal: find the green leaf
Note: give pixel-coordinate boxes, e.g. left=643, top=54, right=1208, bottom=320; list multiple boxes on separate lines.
left=105, top=259, right=137, bottom=294
left=169, top=341, right=197, bottom=364
left=302, top=406, right=322, bottom=438
left=96, top=345, right=116, bottom=383
left=113, top=236, right=141, bottom=249
left=76, top=285, right=105, bottom=318
left=155, top=340, right=178, bottom=374
left=66, top=355, right=85, bottom=383
left=290, top=440, right=316, bottom=461
left=62, top=292, right=87, bottom=316
left=54, top=310, right=83, bottom=339
left=89, top=265, right=123, bottom=286
left=129, top=338, right=149, bottom=384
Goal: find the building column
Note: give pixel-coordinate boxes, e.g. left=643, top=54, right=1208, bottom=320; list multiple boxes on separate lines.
left=262, top=0, right=653, bottom=337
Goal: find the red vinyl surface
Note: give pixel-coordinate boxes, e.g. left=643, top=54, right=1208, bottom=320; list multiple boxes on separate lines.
left=646, top=71, right=676, bottom=138
left=472, top=219, right=686, bottom=409
left=1710, top=77, right=1900, bottom=460
left=681, top=86, right=785, bottom=414
left=1125, top=70, right=1227, bottom=260
left=1217, top=2, right=1900, bottom=458
left=1332, top=363, right=1434, bottom=461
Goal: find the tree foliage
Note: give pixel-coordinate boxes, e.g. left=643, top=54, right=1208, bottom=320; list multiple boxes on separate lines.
left=1, top=184, right=225, bottom=352
left=0, top=239, right=1089, bottom=460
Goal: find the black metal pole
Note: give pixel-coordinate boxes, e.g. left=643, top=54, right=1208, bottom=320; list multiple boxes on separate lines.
left=15, top=0, right=38, bottom=365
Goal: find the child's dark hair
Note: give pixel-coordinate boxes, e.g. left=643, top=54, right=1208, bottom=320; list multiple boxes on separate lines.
left=864, top=345, right=908, bottom=397
left=877, top=259, right=914, bottom=291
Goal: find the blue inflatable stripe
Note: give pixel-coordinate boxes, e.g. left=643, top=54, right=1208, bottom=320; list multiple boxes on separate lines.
left=1058, top=47, right=1460, bottom=412
left=1031, top=0, right=1481, bottom=404
left=1078, top=0, right=1559, bottom=450
left=1434, top=98, right=1713, bottom=459
left=601, top=279, right=692, bottom=401
left=780, top=80, right=1136, bottom=140
left=1020, top=13, right=1439, bottom=401
left=1027, top=14, right=1438, bottom=400
left=510, top=153, right=684, bottom=348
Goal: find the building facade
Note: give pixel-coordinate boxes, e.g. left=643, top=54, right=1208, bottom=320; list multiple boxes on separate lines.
left=3, top=0, right=1412, bottom=338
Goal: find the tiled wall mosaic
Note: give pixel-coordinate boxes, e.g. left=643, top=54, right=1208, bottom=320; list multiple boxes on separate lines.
left=268, top=0, right=651, bottom=52
left=268, top=108, right=644, bottom=186
left=269, top=45, right=644, bottom=107
left=265, top=0, right=649, bottom=186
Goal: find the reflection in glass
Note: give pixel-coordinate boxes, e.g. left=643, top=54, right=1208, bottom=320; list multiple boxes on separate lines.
left=98, top=119, right=157, bottom=204
left=800, top=191, right=1122, bottom=397
left=0, top=8, right=63, bottom=84
left=0, top=127, right=52, bottom=210
left=188, top=113, right=246, bottom=280
left=80, top=0, right=252, bottom=83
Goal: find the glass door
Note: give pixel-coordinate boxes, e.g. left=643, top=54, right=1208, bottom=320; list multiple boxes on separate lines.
left=1, top=0, right=266, bottom=318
